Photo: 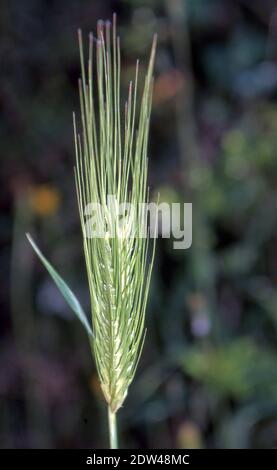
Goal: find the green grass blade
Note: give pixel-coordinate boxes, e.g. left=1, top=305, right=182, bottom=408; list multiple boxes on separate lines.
left=26, top=233, right=93, bottom=338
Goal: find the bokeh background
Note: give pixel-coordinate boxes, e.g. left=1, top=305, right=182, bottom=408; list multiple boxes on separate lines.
left=1, top=0, right=277, bottom=449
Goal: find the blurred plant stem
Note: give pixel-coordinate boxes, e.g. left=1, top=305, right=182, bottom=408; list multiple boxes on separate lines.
left=10, top=190, right=51, bottom=447
left=108, top=408, right=118, bottom=449
left=165, top=0, right=220, bottom=341
left=165, top=0, right=198, bottom=168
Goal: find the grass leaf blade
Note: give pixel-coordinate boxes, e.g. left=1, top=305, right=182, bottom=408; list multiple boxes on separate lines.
left=26, top=233, right=93, bottom=338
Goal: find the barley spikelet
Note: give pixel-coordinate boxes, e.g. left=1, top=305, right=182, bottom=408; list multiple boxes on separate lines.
left=74, top=15, right=157, bottom=413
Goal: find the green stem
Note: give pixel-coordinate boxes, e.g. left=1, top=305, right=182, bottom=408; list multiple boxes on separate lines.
left=108, top=407, right=118, bottom=449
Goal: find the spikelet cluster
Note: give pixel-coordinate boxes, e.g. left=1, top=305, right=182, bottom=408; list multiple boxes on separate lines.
left=74, top=15, right=156, bottom=412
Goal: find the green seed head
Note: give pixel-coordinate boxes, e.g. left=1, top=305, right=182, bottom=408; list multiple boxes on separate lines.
left=74, top=14, right=157, bottom=413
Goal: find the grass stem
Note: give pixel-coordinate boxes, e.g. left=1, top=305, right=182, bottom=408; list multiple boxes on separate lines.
left=108, top=407, right=118, bottom=449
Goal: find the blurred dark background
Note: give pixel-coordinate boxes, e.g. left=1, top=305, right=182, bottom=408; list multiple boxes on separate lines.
left=1, top=0, right=277, bottom=449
